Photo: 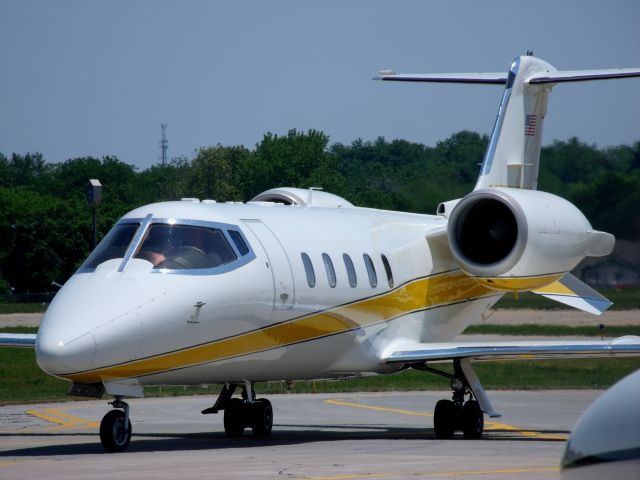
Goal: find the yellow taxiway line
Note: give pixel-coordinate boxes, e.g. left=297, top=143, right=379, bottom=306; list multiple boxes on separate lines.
left=303, top=466, right=560, bottom=479
left=25, top=407, right=99, bottom=431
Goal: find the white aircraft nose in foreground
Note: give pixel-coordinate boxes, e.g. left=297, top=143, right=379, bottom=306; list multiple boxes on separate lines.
left=3, top=53, right=640, bottom=452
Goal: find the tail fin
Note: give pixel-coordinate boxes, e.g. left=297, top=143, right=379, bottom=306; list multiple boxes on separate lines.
left=376, top=55, right=640, bottom=191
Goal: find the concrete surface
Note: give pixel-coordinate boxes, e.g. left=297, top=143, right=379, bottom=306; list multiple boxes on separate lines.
left=0, top=391, right=602, bottom=480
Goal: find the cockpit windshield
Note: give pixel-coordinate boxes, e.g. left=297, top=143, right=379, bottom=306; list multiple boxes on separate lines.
left=79, top=218, right=254, bottom=274
left=81, top=223, right=139, bottom=269
left=134, top=223, right=237, bottom=269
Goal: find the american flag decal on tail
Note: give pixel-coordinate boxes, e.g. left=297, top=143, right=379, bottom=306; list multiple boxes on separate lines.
left=525, top=114, right=537, bottom=136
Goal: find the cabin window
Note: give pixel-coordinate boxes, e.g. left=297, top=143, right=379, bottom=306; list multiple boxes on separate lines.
left=343, top=254, right=357, bottom=288
left=322, top=253, right=337, bottom=288
left=301, top=252, right=316, bottom=287
left=81, top=222, right=139, bottom=269
left=228, top=230, right=250, bottom=256
left=135, top=224, right=237, bottom=269
left=381, top=254, right=394, bottom=288
left=363, top=253, right=377, bottom=288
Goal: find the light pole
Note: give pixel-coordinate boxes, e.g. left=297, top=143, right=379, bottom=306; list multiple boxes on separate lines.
left=86, top=179, right=102, bottom=249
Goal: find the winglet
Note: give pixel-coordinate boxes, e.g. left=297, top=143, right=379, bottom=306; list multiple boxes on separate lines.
left=532, top=273, right=612, bottom=315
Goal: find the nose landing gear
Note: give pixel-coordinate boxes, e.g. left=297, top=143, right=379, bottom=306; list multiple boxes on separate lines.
left=100, top=397, right=132, bottom=452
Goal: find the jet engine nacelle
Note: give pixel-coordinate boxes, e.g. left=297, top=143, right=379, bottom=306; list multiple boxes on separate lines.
left=447, top=188, right=614, bottom=291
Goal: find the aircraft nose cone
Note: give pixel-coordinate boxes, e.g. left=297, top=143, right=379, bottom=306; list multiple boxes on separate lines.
left=36, top=330, right=96, bottom=376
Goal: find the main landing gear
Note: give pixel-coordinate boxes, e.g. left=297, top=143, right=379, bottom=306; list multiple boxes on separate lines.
left=100, top=397, right=132, bottom=452
left=202, top=382, right=273, bottom=438
left=415, top=360, right=485, bottom=439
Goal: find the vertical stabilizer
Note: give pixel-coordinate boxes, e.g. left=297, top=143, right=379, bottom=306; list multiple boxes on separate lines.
left=475, top=56, right=555, bottom=190
left=376, top=55, right=640, bottom=192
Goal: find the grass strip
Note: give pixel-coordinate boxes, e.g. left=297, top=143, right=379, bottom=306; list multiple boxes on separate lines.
left=0, top=303, right=47, bottom=314
left=494, top=288, right=640, bottom=310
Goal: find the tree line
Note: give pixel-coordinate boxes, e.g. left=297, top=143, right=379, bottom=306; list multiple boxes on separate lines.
left=1, top=129, right=639, bottom=294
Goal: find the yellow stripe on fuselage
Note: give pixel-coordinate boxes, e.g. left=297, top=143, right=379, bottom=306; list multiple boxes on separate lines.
left=472, top=273, right=563, bottom=292
left=63, top=270, right=502, bottom=383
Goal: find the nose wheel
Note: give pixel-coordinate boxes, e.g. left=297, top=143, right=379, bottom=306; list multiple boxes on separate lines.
left=100, top=398, right=132, bottom=452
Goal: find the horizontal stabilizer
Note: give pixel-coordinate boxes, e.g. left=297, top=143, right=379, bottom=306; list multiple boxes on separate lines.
left=0, top=333, right=37, bottom=348
left=375, top=72, right=507, bottom=84
left=527, top=68, right=640, bottom=85
left=385, top=335, right=640, bottom=364
left=532, top=273, right=612, bottom=315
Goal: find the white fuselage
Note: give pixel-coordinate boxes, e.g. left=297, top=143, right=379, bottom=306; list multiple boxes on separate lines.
left=35, top=199, right=501, bottom=389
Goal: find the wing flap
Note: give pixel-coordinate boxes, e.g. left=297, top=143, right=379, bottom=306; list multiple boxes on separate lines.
left=386, top=336, right=640, bottom=364
left=0, top=333, right=37, bottom=348
left=532, top=273, right=612, bottom=315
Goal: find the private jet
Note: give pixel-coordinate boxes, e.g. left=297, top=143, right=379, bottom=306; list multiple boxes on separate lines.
left=2, top=52, right=640, bottom=452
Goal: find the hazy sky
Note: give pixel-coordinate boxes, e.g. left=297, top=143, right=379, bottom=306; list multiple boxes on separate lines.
left=1, top=0, right=639, bottom=170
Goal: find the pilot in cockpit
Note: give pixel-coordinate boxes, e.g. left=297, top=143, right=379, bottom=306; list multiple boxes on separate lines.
left=135, top=224, right=237, bottom=270
left=134, top=226, right=171, bottom=267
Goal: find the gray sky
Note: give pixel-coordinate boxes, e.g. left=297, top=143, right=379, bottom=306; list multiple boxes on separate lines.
left=1, top=0, right=639, bottom=170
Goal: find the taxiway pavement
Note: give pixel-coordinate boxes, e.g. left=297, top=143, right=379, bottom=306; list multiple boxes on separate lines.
left=0, top=390, right=600, bottom=479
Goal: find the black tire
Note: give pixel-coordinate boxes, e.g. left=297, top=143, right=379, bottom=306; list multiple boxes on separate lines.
left=461, top=400, right=484, bottom=439
left=224, top=398, right=246, bottom=437
left=433, top=399, right=457, bottom=439
left=251, top=399, right=273, bottom=438
left=99, top=410, right=132, bottom=453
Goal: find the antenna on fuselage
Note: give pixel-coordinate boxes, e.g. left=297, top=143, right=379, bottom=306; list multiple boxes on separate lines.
left=306, top=187, right=323, bottom=206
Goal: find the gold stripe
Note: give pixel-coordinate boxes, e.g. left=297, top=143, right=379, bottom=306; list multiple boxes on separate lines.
left=473, top=273, right=563, bottom=291
left=533, top=279, right=575, bottom=296
left=64, top=270, right=533, bottom=383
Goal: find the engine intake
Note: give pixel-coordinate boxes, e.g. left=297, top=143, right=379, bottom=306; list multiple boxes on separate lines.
left=454, top=197, right=520, bottom=265
left=447, top=188, right=614, bottom=290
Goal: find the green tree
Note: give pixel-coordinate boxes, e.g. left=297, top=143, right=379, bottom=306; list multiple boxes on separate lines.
left=187, top=145, right=247, bottom=201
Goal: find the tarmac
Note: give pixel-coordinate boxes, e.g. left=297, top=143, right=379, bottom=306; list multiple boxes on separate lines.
left=0, top=390, right=602, bottom=480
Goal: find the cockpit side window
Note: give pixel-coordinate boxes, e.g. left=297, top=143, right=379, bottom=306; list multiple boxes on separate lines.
left=228, top=230, right=250, bottom=256
left=134, top=224, right=237, bottom=270
left=81, top=223, right=139, bottom=270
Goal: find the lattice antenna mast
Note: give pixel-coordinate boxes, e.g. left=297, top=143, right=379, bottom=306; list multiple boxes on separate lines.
left=159, top=123, right=168, bottom=166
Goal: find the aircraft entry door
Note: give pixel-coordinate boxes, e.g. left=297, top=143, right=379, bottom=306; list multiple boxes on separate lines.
left=242, top=220, right=295, bottom=316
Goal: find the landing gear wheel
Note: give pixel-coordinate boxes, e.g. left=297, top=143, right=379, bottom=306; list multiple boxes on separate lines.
left=251, top=399, right=273, bottom=437
left=100, top=410, right=132, bottom=453
left=461, top=400, right=484, bottom=439
left=433, top=399, right=457, bottom=439
left=224, top=398, right=245, bottom=437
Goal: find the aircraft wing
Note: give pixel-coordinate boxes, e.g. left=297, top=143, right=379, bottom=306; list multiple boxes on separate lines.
left=0, top=333, right=37, bottom=348
left=385, top=336, right=640, bottom=364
